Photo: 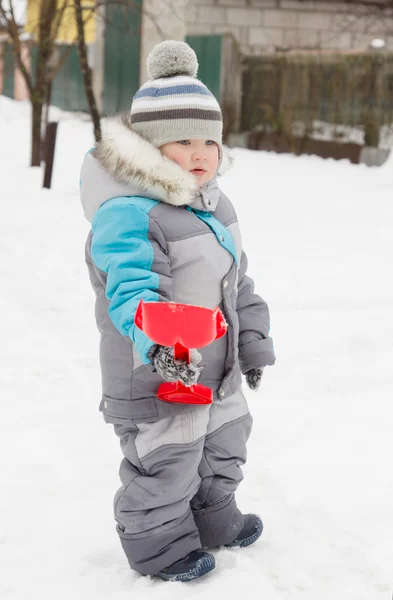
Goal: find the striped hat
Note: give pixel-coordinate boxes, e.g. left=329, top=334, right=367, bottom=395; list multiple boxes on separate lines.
left=130, top=40, right=223, bottom=155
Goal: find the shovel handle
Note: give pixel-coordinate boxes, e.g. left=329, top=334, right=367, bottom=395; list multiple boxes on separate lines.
left=134, top=301, right=143, bottom=330
left=174, top=342, right=190, bottom=363
left=215, top=308, right=227, bottom=340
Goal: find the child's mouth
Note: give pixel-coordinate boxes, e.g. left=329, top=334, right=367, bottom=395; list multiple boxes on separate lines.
left=191, top=169, right=206, bottom=175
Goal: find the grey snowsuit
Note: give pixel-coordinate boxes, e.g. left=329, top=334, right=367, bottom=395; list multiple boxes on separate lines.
left=80, top=115, right=275, bottom=575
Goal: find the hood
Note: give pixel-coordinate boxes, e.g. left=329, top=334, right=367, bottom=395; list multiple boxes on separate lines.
left=80, top=113, right=233, bottom=223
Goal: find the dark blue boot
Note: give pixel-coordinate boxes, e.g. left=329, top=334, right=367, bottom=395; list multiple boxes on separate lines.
left=156, top=550, right=216, bottom=582
left=225, top=514, right=263, bottom=548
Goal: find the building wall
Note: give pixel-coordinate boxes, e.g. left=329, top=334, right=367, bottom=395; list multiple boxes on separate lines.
left=186, top=0, right=393, bottom=54
left=25, top=0, right=96, bottom=45
left=140, top=0, right=187, bottom=83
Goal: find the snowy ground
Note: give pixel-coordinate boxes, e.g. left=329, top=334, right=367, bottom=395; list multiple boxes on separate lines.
left=1, top=95, right=392, bottom=599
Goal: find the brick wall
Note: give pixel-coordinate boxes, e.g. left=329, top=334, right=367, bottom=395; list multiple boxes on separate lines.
left=186, top=0, right=393, bottom=54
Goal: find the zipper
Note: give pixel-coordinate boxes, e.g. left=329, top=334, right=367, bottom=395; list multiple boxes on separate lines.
left=186, top=207, right=237, bottom=398
left=189, top=411, right=194, bottom=441
left=218, top=299, right=234, bottom=401
left=217, top=264, right=239, bottom=400
left=183, top=411, right=195, bottom=443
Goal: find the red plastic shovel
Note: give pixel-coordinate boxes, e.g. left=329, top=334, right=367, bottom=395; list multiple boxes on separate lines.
left=135, top=300, right=227, bottom=404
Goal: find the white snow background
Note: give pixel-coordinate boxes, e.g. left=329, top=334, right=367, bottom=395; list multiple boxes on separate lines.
left=1, top=95, right=392, bottom=599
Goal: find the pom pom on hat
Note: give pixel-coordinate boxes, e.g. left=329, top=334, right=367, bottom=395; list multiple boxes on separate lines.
left=131, top=40, right=222, bottom=157
left=147, top=40, right=198, bottom=79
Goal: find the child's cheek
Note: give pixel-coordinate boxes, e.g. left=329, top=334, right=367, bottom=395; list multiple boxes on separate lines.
left=173, top=150, right=188, bottom=170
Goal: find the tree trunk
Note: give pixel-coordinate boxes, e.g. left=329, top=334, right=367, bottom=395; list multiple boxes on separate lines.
left=31, top=96, right=45, bottom=167
left=74, top=0, right=101, bottom=143
left=30, top=0, right=57, bottom=166
left=30, top=73, right=48, bottom=166
left=0, top=0, right=62, bottom=167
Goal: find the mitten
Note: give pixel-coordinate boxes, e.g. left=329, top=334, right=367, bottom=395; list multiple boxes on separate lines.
left=150, top=346, right=203, bottom=387
left=245, top=367, right=264, bottom=391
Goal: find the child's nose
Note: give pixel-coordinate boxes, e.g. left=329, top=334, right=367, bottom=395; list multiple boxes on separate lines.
left=192, top=151, right=206, bottom=162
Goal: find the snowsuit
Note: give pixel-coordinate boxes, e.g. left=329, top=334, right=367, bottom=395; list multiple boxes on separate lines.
left=80, top=115, right=275, bottom=576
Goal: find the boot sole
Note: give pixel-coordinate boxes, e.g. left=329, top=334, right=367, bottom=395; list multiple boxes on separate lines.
left=225, top=516, right=263, bottom=548
left=157, top=553, right=216, bottom=582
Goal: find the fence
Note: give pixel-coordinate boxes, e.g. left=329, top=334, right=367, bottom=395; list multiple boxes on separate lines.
left=242, top=52, right=393, bottom=157
left=187, top=33, right=242, bottom=142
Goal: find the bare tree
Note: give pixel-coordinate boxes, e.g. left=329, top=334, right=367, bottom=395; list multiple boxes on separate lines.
left=74, top=0, right=101, bottom=142
left=1, top=0, right=184, bottom=162
left=0, top=0, right=73, bottom=166
left=73, top=0, right=172, bottom=144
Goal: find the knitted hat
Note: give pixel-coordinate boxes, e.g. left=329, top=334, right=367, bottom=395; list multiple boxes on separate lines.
left=130, top=40, right=223, bottom=155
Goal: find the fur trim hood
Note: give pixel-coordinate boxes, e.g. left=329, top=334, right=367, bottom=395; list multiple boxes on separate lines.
left=80, top=113, right=232, bottom=223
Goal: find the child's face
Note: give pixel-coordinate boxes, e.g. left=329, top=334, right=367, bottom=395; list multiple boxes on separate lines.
left=160, top=139, right=219, bottom=186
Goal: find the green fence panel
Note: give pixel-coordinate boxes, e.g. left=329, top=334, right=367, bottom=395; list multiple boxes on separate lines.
left=186, top=35, right=222, bottom=101
left=242, top=53, right=393, bottom=144
left=50, top=45, right=89, bottom=112
left=103, top=0, right=141, bottom=115
left=2, top=43, right=15, bottom=98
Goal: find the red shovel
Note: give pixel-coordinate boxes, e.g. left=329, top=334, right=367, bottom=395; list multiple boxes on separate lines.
left=135, top=300, right=227, bottom=404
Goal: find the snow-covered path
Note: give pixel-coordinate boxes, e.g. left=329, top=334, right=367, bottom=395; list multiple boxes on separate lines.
left=1, top=96, right=392, bottom=599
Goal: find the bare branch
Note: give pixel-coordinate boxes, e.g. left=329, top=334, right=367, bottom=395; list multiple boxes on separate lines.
left=0, top=0, right=33, bottom=93
left=47, top=6, right=95, bottom=82
left=52, top=0, right=71, bottom=41
left=46, top=44, right=73, bottom=83
left=74, top=0, right=101, bottom=141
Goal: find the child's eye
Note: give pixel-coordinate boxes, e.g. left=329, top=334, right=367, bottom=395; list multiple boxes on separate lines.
left=205, top=140, right=215, bottom=146
left=178, top=140, right=190, bottom=145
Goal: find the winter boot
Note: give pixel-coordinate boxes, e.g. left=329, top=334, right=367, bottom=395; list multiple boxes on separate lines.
left=155, top=550, right=216, bottom=582
left=225, top=514, right=263, bottom=548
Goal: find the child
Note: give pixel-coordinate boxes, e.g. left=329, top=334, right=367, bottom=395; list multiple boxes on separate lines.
left=80, top=40, right=275, bottom=582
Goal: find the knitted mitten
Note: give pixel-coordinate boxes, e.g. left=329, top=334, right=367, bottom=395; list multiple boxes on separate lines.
left=245, top=368, right=264, bottom=391
left=150, top=346, right=203, bottom=387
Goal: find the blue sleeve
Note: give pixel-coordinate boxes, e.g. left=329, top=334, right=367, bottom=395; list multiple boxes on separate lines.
left=91, top=200, right=170, bottom=364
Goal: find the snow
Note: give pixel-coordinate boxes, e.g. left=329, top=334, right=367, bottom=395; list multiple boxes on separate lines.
left=370, top=39, right=386, bottom=50
left=292, top=120, right=393, bottom=150
left=1, top=95, right=392, bottom=599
